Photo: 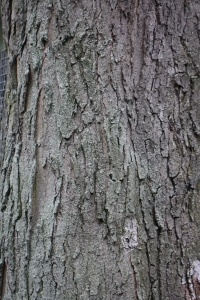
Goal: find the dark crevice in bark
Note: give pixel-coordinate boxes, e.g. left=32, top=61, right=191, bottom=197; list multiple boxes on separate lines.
left=0, top=259, right=6, bottom=300
left=7, top=0, right=12, bottom=42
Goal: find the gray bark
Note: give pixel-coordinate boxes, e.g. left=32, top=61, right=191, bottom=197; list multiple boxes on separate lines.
left=1, top=0, right=200, bottom=299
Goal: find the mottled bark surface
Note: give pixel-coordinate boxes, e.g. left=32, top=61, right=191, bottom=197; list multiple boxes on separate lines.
left=1, top=0, right=200, bottom=299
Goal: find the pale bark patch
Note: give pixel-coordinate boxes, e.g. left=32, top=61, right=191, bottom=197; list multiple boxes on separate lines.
left=121, top=217, right=138, bottom=253
left=184, top=261, right=200, bottom=300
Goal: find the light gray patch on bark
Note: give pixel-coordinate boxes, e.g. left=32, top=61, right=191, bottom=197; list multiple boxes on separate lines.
left=121, top=217, right=138, bottom=254
left=184, top=261, right=200, bottom=300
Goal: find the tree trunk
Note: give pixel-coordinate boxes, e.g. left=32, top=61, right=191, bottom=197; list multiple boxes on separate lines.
left=1, top=0, right=200, bottom=299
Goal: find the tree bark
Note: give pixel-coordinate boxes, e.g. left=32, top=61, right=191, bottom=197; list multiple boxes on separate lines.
left=1, top=0, right=200, bottom=299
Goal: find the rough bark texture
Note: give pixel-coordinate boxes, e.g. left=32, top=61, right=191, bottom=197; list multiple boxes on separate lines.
left=1, top=0, right=200, bottom=299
